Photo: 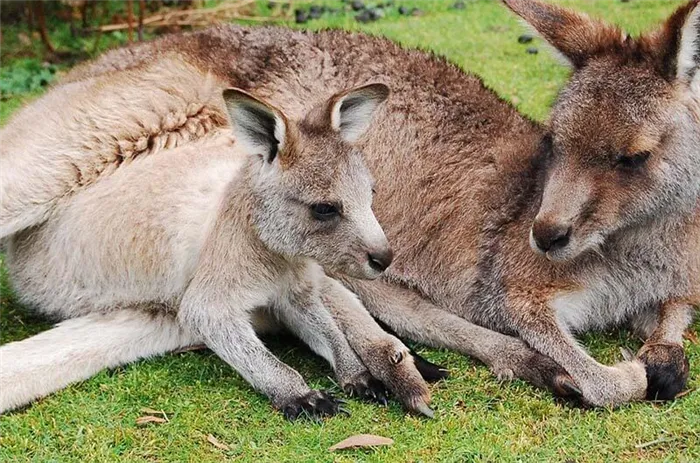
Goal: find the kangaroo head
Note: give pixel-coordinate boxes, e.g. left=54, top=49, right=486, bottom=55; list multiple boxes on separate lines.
left=222, top=84, right=392, bottom=279
left=506, top=0, right=700, bottom=262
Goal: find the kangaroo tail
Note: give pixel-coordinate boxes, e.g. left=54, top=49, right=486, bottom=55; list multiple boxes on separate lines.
left=0, top=309, right=198, bottom=414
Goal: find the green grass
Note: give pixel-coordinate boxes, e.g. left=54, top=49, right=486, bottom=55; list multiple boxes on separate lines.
left=1, top=1, right=699, bottom=461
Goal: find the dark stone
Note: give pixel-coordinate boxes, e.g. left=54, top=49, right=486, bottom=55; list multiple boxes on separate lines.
left=355, top=9, right=373, bottom=23
left=295, top=9, right=308, bottom=24
left=309, top=5, right=323, bottom=19
left=518, top=33, right=534, bottom=44
left=526, top=47, right=539, bottom=54
left=369, top=7, right=385, bottom=20
left=351, top=0, right=365, bottom=11
left=452, top=1, right=467, bottom=9
left=398, top=6, right=408, bottom=15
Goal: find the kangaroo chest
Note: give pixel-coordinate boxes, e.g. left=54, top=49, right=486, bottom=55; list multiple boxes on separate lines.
left=550, top=248, right=681, bottom=334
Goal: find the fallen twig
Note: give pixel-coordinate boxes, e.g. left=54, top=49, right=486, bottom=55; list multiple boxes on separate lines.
left=89, top=0, right=277, bottom=33
left=207, top=434, right=231, bottom=451
left=634, top=436, right=678, bottom=449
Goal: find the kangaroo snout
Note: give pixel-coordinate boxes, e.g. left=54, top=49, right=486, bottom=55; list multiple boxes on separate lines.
left=367, top=247, right=394, bottom=273
left=530, top=219, right=572, bottom=255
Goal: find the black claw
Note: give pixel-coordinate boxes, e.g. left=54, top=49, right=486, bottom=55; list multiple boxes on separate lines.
left=344, top=377, right=389, bottom=406
left=343, top=384, right=356, bottom=397
left=282, top=390, right=342, bottom=421
left=560, top=378, right=583, bottom=398
left=412, top=351, right=450, bottom=383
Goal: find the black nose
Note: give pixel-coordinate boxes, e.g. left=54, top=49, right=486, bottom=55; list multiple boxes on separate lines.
left=532, top=222, right=571, bottom=253
left=368, top=248, right=393, bottom=272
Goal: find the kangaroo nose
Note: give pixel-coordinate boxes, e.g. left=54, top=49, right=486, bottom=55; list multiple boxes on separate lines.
left=532, top=221, right=571, bottom=253
left=368, top=248, right=394, bottom=272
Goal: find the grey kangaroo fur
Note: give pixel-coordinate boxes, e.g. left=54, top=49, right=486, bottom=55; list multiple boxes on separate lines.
left=0, top=59, right=437, bottom=417
left=3, top=0, right=700, bottom=408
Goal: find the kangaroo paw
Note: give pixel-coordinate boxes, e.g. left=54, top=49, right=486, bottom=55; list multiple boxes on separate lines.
left=492, top=347, right=581, bottom=400
left=343, top=372, right=389, bottom=406
left=637, top=343, right=689, bottom=401
left=281, top=390, right=346, bottom=421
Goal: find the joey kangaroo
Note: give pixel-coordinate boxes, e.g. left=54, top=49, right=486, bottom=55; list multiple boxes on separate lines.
left=4, top=0, right=699, bottom=409
left=49, top=0, right=700, bottom=407
left=0, top=67, right=437, bottom=418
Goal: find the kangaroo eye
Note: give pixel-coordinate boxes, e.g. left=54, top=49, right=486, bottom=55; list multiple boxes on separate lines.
left=310, top=203, right=340, bottom=221
left=615, top=151, right=650, bottom=170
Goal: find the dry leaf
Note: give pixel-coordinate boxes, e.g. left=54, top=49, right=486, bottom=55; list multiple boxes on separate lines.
left=18, top=33, right=32, bottom=46
left=684, top=329, right=699, bottom=345
left=136, top=415, right=167, bottom=426
left=675, top=388, right=695, bottom=399
left=141, top=407, right=167, bottom=416
left=207, top=434, right=231, bottom=451
left=329, top=434, right=394, bottom=452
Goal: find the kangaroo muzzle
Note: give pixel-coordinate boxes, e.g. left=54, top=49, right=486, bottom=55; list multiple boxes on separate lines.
left=367, top=247, right=394, bottom=272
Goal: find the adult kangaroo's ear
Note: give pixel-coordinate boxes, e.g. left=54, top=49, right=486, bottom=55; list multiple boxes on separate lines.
left=223, top=88, right=287, bottom=163
left=652, top=0, right=700, bottom=91
left=329, top=83, right=389, bottom=143
left=503, top=0, right=624, bottom=68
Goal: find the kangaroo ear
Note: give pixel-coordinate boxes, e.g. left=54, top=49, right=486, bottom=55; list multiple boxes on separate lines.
left=503, top=0, right=625, bottom=68
left=329, top=83, right=389, bottom=143
left=654, top=1, right=700, bottom=91
left=222, top=88, right=287, bottom=163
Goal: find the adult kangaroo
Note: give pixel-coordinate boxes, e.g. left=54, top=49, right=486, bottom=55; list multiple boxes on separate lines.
left=5, top=0, right=700, bottom=407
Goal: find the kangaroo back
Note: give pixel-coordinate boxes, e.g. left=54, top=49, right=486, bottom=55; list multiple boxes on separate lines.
left=0, top=56, right=228, bottom=239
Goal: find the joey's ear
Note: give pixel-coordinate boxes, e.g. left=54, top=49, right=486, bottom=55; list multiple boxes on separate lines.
left=503, top=0, right=625, bottom=68
left=653, top=1, right=700, bottom=90
left=222, top=88, right=287, bottom=163
left=329, top=83, right=389, bottom=143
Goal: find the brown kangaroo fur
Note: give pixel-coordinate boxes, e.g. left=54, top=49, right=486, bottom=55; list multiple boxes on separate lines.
left=7, top=0, right=700, bottom=407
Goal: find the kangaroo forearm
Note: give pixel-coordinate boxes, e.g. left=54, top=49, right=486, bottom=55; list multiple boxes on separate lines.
left=178, top=297, right=310, bottom=406
left=205, top=323, right=310, bottom=405
left=647, top=301, right=695, bottom=344
left=344, top=278, right=537, bottom=366
left=508, top=300, right=647, bottom=406
left=278, top=293, right=367, bottom=382
left=320, top=276, right=393, bottom=347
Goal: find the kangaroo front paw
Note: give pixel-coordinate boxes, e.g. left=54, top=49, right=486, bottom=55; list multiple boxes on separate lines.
left=490, top=345, right=582, bottom=400
left=580, top=360, right=647, bottom=407
left=281, top=390, right=346, bottom=421
left=360, top=340, right=434, bottom=418
left=343, top=371, right=389, bottom=406
left=637, top=343, right=689, bottom=401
